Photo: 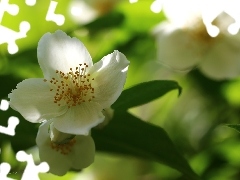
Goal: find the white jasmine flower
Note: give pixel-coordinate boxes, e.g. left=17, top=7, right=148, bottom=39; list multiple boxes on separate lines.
left=36, top=120, right=95, bottom=176
left=8, top=30, right=129, bottom=135
left=153, top=0, right=240, bottom=80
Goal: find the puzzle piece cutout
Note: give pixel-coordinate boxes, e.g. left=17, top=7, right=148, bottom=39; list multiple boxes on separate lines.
left=0, top=162, right=15, bottom=180
left=46, top=1, right=65, bottom=26
left=0, top=21, right=30, bottom=54
left=201, top=0, right=240, bottom=37
left=0, top=100, right=19, bottom=136
left=0, top=116, right=19, bottom=136
left=0, top=0, right=65, bottom=54
left=25, top=0, right=36, bottom=6
left=0, top=0, right=19, bottom=23
left=16, top=151, right=49, bottom=180
left=0, top=0, right=31, bottom=54
left=0, top=151, right=49, bottom=180
left=0, top=99, right=9, bottom=111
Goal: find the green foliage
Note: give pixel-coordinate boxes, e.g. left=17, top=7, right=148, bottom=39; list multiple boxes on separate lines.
left=84, top=11, right=125, bottom=35
left=2, top=0, right=240, bottom=179
left=0, top=75, right=22, bottom=99
left=226, top=124, right=240, bottom=133
left=93, top=111, right=200, bottom=180
left=113, top=80, right=181, bottom=111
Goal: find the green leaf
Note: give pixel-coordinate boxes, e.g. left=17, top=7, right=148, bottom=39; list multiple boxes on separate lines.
left=117, top=0, right=166, bottom=33
left=0, top=75, right=22, bottom=99
left=226, top=124, right=240, bottom=133
left=112, top=80, right=182, bottom=111
left=84, top=11, right=125, bottom=34
left=92, top=111, right=200, bottom=180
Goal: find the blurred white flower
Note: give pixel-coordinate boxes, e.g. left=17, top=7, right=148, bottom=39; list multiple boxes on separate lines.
left=153, top=0, right=240, bottom=80
left=69, top=0, right=121, bottom=24
left=36, top=120, right=95, bottom=176
left=9, top=30, right=129, bottom=135
left=85, top=0, right=121, bottom=14
left=69, top=0, right=98, bottom=24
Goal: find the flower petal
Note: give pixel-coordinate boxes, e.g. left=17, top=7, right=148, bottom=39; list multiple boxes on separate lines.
left=71, top=135, right=95, bottom=169
left=97, top=107, right=114, bottom=129
left=37, top=120, right=95, bottom=175
left=153, top=22, right=202, bottom=71
left=199, top=35, right=240, bottom=80
left=8, top=78, right=67, bottom=123
left=53, top=102, right=105, bottom=135
left=36, top=120, right=72, bottom=176
left=89, top=50, right=129, bottom=109
left=37, top=30, right=93, bottom=79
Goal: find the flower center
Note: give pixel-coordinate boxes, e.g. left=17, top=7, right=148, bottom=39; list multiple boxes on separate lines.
left=50, top=138, right=76, bottom=155
left=185, top=18, right=214, bottom=44
left=44, top=63, right=95, bottom=108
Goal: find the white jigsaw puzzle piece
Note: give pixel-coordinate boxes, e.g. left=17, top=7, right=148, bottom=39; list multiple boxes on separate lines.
left=0, top=99, right=9, bottom=111
left=0, top=0, right=19, bottom=23
left=0, top=162, right=16, bottom=180
left=0, top=0, right=31, bottom=54
left=16, top=151, right=49, bottom=180
left=0, top=116, right=19, bottom=136
left=46, top=0, right=65, bottom=26
left=0, top=99, right=19, bottom=136
left=25, top=0, right=36, bottom=6
left=223, top=0, right=240, bottom=35
left=202, top=0, right=240, bottom=36
left=0, top=21, right=30, bottom=54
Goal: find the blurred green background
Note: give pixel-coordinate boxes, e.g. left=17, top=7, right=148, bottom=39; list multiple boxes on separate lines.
left=1, top=0, right=240, bottom=179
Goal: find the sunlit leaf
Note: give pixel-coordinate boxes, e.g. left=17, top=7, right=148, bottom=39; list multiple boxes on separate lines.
left=112, top=80, right=181, bottom=111
left=117, top=0, right=166, bottom=32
